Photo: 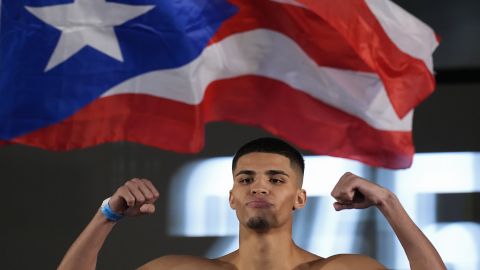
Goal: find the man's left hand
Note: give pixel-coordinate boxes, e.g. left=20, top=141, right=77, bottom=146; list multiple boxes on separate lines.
left=330, top=172, right=390, bottom=211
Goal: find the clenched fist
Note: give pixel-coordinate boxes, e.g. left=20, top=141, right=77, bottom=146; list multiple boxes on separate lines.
left=108, top=178, right=160, bottom=217
left=331, top=172, right=391, bottom=211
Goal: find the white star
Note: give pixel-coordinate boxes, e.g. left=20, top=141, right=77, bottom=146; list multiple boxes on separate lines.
left=25, top=0, right=155, bottom=71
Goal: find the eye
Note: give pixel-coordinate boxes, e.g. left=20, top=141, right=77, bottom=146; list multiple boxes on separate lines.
left=239, top=178, right=252, bottom=184
left=270, top=178, right=284, bottom=184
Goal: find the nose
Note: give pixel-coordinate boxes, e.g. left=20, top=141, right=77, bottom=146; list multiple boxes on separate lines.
left=250, top=181, right=269, bottom=195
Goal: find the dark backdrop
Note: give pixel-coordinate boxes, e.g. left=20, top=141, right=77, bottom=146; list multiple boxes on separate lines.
left=1, top=82, right=479, bottom=269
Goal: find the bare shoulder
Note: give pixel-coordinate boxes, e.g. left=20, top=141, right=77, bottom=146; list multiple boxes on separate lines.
left=137, top=255, right=234, bottom=270
left=310, top=254, right=386, bottom=270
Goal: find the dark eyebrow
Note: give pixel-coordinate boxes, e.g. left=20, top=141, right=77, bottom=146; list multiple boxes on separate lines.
left=234, top=169, right=289, bottom=177
left=266, top=170, right=289, bottom=177
left=234, top=170, right=256, bottom=177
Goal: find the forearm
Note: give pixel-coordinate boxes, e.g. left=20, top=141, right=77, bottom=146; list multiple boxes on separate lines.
left=378, top=192, right=446, bottom=270
left=58, top=210, right=116, bottom=270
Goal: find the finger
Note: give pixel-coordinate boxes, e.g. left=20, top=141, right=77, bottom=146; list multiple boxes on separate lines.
left=139, top=203, right=156, bottom=214
left=141, top=179, right=160, bottom=199
left=331, top=189, right=356, bottom=202
left=125, top=181, right=146, bottom=205
left=338, top=172, right=356, bottom=184
left=110, top=186, right=136, bottom=211
left=135, top=179, right=157, bottom=202
left=331, top=172, right=358, bottom=201
left=330, top=172, right=353, bottom=195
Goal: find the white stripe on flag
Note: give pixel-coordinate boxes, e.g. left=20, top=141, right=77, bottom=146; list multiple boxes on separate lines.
left=365, top=0, right=438, bottom=72
left=102, top=29, right=412, bottom=131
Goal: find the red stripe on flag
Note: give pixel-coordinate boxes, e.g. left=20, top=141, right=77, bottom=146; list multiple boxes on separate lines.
left=296, top=0, right=435, bottom=117
left=210, top=0, right=372, bottom=72
left=212, top=0, right=435, bottom=118
left=0, top=141, right=11, bottom=147
left=9, top=75, right=413, bottom=168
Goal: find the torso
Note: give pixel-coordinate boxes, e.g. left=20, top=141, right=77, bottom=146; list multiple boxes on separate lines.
left=138, top=252, right=385, bottom=270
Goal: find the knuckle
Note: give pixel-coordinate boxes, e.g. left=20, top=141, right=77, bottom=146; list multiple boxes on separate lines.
left=116, top=186, right=127, bottom=194
left=142, top=178, right=153, bottom=185
left=126, top=198, right=135, bottom=205
left=125, top=181, right=134, bottom=187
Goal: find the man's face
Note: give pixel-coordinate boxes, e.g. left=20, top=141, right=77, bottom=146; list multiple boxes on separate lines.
left=229, top=152, right=306, bottom=231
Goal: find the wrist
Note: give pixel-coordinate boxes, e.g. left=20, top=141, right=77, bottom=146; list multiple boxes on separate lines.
left=376, top=190, right=402, bottom=216
left=100, top=197, right=124, bottom=222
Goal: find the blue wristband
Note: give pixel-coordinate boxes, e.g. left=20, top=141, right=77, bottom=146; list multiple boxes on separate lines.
left=100, top=197, right=124, bottom=222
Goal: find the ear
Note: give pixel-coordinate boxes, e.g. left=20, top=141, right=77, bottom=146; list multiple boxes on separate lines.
left=229, top=190, right=236, bottom=209
left=293, top=189, right=307, bottom=210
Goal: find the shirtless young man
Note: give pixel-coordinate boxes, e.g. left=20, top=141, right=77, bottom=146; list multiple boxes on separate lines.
left=58, top=137, right=446, bottom=270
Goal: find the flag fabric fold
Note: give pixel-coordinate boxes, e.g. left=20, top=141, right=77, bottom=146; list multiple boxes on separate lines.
left=0, top=0, right=438, bottom=168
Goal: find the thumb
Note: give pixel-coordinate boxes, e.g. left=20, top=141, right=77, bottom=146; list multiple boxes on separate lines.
left=139, top=203, right=156, bottom=215
left=333, top=202, right=354, bottom=211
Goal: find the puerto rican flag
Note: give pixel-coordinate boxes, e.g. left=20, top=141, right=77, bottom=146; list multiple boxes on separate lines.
left=0, top=0, right=438, bottom=169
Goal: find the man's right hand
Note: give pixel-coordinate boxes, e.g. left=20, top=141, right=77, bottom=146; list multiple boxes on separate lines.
left=108, top=178, right=160, bottom=217
left=58, top=178, right=160, bottom=270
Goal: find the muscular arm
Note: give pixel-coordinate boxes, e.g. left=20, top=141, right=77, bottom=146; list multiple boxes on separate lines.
left=58, top=179, right=159, bottom=270
left=57, top=211, right=116, bottom=270
left=331, top=172, right=446, bottom=270
left=377, top=192, right=445, bottom=270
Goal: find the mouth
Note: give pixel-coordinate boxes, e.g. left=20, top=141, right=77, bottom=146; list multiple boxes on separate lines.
left=246, top=200, right=273, bottom=209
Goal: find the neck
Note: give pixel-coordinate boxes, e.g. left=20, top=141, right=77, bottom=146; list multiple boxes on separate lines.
left=234, top=221, right=301, bottom=270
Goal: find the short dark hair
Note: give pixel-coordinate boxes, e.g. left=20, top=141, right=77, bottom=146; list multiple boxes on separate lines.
left=232, top=137, right=305, bottom=177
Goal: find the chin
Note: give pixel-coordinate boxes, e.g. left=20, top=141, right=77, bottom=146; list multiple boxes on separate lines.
left=246, top=216, right=271, bottom=230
